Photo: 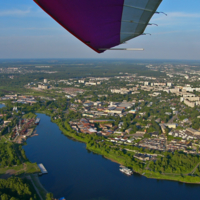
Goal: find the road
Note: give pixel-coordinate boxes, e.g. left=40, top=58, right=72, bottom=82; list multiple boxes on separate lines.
left=168, top=114, right=178, bottom=123
left=162, top=162, right=200, bottom=176
left=189, top=162, right=200, bottom=175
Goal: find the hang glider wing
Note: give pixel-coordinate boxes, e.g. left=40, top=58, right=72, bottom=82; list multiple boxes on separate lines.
left=34, top=0, right=162, bottom=53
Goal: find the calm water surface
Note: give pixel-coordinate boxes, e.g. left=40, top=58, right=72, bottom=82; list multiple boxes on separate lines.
left=23, top=113, right=200, bottom=200
left=0, top=104, right=5, bottom=109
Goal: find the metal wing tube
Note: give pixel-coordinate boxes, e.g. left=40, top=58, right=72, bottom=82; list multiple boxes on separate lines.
left=120, top=0, right=163, bottom=43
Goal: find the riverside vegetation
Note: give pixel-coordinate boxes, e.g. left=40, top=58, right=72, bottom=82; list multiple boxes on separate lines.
left=2, top=98, right=200, bottom=186
left=0, top=177, right=38, bottom=200
left=4, top=97, right=200, bottom=184
left=46, top=110, right=200, bottom=184
left=0, top=104, right=54, bottom=200
left=0, top=177, right=54, bottom=200
left=2, top=59, right=200, bottom=196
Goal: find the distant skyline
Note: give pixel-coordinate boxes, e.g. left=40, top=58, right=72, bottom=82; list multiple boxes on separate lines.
left=0, top=0, right=199, bottom=60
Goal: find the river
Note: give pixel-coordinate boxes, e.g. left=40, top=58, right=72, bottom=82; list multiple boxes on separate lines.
left=22, top=113, right=200, bottom=200
left=0, top=104, right=5, bottom=109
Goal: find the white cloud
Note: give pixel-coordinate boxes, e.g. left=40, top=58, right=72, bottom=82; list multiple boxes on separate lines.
left=0, top=8, right=31, bottom=16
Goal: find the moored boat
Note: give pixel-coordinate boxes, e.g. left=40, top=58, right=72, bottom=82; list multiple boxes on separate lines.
left=119, top=166, right=133, bottom=176
left=35, top=118, right=40, bottom=125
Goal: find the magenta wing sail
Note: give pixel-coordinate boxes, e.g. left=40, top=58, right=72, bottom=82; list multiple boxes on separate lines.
left=34, top=0, right=162, bottom=53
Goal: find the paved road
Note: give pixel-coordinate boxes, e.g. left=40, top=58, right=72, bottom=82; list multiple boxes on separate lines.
left=162, top=162, right=200, bottom=176
left=189, top=162, right=200, bottom=175
left=168, top=114, right=178, bottom=123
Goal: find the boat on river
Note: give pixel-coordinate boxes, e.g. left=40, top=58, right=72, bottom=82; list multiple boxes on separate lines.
left=119, top=166, right=133, bottom=176
left=38, top=163, right=48, bottom=175
left=35, top=118, right=40, bottom=125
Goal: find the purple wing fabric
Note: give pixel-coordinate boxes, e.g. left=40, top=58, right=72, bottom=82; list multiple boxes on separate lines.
left=34, top=0, right=162, bottom=53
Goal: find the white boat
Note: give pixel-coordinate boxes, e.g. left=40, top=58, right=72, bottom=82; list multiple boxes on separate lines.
left=37, top=163, right=48, bottom=175
left=35, top=118, right=40, bottom=125
left=119, top=166, right=133, bottom=176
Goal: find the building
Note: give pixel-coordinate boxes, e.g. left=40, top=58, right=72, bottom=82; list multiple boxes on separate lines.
left=184, top=99, right=196, bottom=108
left=82, top=113, right=94, bottom=118
left=186, top=97, right=200, bottom=101
left=125, top=128, right=132, bottom=134
left=89, top=119, right=115, bottom=123
left=78, top=79, right=85, bottom=84
left=153, top=83, right=166, bottom=87
left=72, top=118, right=97, bottom=134
left=186, top=128, right=200, bottom=136
left=134, top=154, right=150, bottom=161
left=38, top=84, right=48, bottom=90
left=164, top=123, right=178, bottom=129
left=170, top=88, right=180, bottom=93
left=129, top=110, right=136, bottom=114
left=111, top=88, right=130, bottom=94
left=159, top=124, right=166, bottom=134
left=167, top=82, right=172, bottom=87
left=106, top=107, right=124, bottom=114
left=83, top=102, right=94, bottom=107
left=118, top=101, right=133, bottom=109
left=185, top=75, right=189, bottom=79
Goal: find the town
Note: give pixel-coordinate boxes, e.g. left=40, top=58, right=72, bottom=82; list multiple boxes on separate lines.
left=2, top=63, right=200, bottom=157
left=1, top=61, right=200, bottom=199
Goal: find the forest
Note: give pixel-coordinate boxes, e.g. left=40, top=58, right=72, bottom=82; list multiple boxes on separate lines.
left=149, top=151, right=200, bottom=174
left=0, top=177, right=54, bottom=200
left=0, top=59, right=166, bottom=95
left=0, top=143, right=27, bottom=167
left=51, top=113, right=200, bottom=179
left=0, top=177, right=37, bottom=200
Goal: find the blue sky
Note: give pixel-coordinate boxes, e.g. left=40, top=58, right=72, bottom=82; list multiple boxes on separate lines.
left=0, top=0, right=199, bottom=60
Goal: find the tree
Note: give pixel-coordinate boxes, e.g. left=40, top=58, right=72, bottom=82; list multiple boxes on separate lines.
left=196, top=146, right=199, bottom=154
left=1, top=194, right=9, bottom=200
left=46, top=193, right=53, bottom=200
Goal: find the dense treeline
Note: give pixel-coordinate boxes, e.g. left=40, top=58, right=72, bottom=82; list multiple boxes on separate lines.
left=57, top=120, right=145, bottom=171
left=6, top=99, right=200, bottom=183
left=0, top=127, right=8, bottom=136
left=0, top=59, right=165, bottom=78
left=0, top=143, right=22, bottom=167
left=0, top=177, right=37, bottom=200
left=23, top=112, right=36, bottom=119
left=122, top=145, right=162, bottom=155
left=180, top=107, right=200, bottom=130
left=0, top=59, right=166, bottom=94
left=149, top=151, right=200, bottom=174
left=57, top=117, right=200, bottom=178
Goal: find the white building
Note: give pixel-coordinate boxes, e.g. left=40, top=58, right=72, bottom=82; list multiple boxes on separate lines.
left=167, top=82, right=172, bottom=87
left=144, top=81, right=149, bottom=86
left=78, top=79, right=85, bottom=84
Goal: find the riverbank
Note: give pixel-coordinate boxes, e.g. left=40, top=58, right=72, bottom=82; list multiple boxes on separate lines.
left=29, top=174, right=48, bottom=199
left=0, top=109, right=48, bottom=199
left=20, top=112, right=200, bottom=200
left=48, top=118, right=200, bottom=184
